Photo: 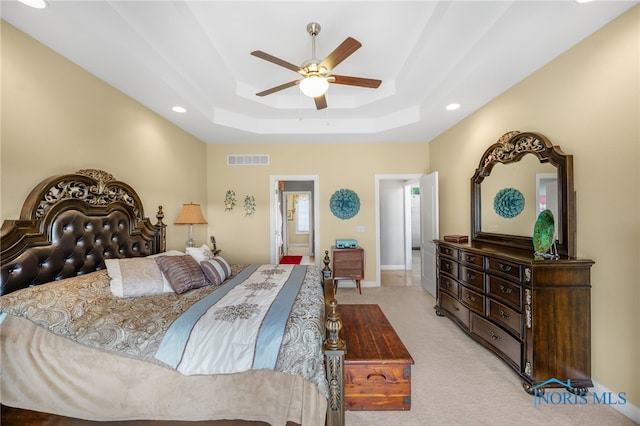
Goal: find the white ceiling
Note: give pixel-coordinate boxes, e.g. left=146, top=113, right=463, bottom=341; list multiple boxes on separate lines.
left=2, top=0, right=637, bottom=144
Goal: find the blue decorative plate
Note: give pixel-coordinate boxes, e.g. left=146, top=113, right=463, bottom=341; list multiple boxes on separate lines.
left=533, top=209, right=555, bottom=254
left=330, top=189, right=360, bottom=220
left=493, top=187, right=525, bottom=219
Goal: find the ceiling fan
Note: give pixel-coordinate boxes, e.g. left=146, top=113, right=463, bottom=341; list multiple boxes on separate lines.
left=251, top=22, right=382, bottom=110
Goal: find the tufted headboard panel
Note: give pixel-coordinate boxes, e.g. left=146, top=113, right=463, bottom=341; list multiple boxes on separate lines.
left=1, top=169, right=166, bottom=295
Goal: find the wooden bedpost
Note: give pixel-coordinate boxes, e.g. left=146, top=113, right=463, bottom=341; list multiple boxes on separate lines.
left=155, top=205, right=167, bottom=253
left=323, top=278, right=345, bottom=426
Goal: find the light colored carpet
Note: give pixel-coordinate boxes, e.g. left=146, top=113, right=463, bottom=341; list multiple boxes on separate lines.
left=336, top=284, right=636, bottom=426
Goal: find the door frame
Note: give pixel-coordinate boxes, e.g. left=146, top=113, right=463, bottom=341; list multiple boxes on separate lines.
left=269, top=175, right=319, bottom=265
left=375, top=174, right=424, bottom=286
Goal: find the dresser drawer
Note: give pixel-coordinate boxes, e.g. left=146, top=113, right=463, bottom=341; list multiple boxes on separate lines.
left=459, top=265, right=484, bottom=291
left=439, top=257, right=458, bottom=279
left=460, top=285, right=484, bottom=315
left=439, top=292, right=469, bottom=328
left=438, top=245, right=458, bottom=259
left=487, top=298, right=522, bottom=338
left=487, top=257, right=522, bottom=282
left=470, top=313, right=521, bottom=370
left=334, top=251, right=363, bottom=263
left=334, top=267, right=363, bottom=278
left=487, top=275, right=522, bottom=310
left=344, top=363, right=411, bottom=411
left=439, top=274, right=459, bottom=298
left=459, top=250, right=483, bottom=269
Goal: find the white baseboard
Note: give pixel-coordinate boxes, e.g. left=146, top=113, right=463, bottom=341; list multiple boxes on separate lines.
left=381, top=265, right=406, bottom=270
left=592, top=379, right=640, bottom=423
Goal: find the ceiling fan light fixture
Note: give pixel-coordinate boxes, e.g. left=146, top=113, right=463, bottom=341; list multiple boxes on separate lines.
left=299, top=75, right=329, bottom=98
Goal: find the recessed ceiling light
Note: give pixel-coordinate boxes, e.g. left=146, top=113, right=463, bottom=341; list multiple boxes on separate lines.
left=446, top=103, right=460, bottom=111
left=18, top=0, right=48, bottom=8
left=172, top=106, right=187, bottom=113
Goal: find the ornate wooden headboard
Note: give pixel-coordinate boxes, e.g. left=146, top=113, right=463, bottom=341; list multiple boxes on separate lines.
left=0, top=169, right=166, bottom=295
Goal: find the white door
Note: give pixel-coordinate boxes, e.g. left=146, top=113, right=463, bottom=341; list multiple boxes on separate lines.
left=420, top=172, right=439, bottom=296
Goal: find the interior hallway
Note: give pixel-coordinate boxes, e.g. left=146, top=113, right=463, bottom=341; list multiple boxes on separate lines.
left=381, top=249, right=421, bottom=287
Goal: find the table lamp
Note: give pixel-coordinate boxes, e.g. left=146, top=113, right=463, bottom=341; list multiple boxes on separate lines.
left=174, top=202, right=207, bottom=247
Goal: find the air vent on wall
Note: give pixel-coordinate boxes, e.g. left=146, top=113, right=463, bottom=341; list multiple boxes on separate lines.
left=227, top=154, right=270, bottom=166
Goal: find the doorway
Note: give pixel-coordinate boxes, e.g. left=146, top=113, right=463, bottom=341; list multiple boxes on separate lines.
left=375, top=174, right=424, bottom=285
left=282, top=191, right=312, bottom=256
left=269, top=175, right=319, bottom=265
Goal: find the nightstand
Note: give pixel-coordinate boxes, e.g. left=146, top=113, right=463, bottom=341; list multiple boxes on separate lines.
left=332, top=246, right=365, bottom=294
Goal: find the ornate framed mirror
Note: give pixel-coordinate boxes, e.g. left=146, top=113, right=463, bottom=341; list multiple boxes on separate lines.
left=470, top=131, right=576, bottom=258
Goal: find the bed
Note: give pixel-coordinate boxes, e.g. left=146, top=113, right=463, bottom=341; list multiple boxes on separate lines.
left=0, top=169, right=346, bottom=426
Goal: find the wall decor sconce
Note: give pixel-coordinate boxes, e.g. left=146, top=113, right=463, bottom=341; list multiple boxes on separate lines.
left=174, top=202, right=208, bottom=247
left=224, top=190, right=236, bottom=211
left=244, top=195, right=256, bottom=216
left=329, top=188, right=360, bottom=220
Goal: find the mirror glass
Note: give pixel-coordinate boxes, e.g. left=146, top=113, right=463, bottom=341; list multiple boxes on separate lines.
left=480, top=155, right=558, bottom=237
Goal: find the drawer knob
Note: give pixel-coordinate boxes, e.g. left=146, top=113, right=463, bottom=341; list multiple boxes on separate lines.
left=466, top=255, right=476, bottom=262
left=498, top=263, right=512, bottom=272
left=489, top=330, right=502, bottom=341
left=445, top=281, right=451, bottom=288
left=499, top=284, right=513, bottom=294
left=499, top=309, right=511, bottom=319
left=466, top=294, right=476, bottom=302
left=453, top=305, right=460, bottom=312
left=466, top=273, right=476, bottom=280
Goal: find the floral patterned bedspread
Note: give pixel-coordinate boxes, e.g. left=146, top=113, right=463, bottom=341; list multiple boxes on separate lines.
left=0, top=265, right=328, bottom=397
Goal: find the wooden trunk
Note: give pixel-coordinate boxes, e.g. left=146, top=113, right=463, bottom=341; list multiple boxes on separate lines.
left=339, top=304, right=414, bottom=410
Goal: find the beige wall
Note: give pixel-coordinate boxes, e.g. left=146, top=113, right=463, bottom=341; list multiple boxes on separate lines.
left=2, top=4, right=638, bottom=414
left=1, top=22, right=208, bottom=250
left=430, top=6, right=640, bottom=407
left=206, top=142, right=429, bottom=281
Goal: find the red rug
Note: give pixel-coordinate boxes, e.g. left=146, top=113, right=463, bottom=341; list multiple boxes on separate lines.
left=279, top=255, right=303, bottom=265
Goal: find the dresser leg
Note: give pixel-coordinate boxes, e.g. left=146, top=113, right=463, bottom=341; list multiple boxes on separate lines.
left=356, top=280, right=361, bottom=294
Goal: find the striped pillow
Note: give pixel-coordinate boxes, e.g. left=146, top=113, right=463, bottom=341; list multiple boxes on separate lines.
left=155, top=255, right=208, bottom=294
left=200, top=256, right=232, bottom=285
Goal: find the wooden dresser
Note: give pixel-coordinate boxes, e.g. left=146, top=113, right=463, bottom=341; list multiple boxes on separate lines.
left=339, top=304, right=413, bottom=410
left=435, top=240, right=594, bottom=394
left=332, top=246, right=365, bottom=294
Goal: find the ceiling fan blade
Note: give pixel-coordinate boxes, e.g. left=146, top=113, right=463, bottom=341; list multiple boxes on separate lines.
left=331, top=75, right=382, bottom=89
left=251, top=51, right=301, bottom=73
left=256, top=80, right=300, bottom=97
left=320, top=37, right=362, bottom=71
left=314, top=95, right=328, bottom=110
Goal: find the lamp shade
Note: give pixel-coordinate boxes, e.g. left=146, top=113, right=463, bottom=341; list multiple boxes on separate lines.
left=174, top=203, right=207, bottom=225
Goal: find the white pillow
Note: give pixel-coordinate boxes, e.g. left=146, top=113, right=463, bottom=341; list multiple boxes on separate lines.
left=106, top=257, right=173, bottom=298
left=186, top=244, right=215, bottom=262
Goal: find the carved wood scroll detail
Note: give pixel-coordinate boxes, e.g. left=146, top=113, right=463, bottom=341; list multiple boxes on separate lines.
left=482, top=131, right=547, bottom=168
left=34, top=169, right=141, bottom=221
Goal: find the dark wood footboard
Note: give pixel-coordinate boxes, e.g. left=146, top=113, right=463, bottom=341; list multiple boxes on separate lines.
left=323, top=277, right=346, bottom=426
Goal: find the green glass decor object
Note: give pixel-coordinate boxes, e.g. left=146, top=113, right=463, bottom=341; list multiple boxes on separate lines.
left=493, top=187, right=525, bottom=219
left=330, top=189, right=360, bottom=220
left=533, top=209, right=555, bottom=255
